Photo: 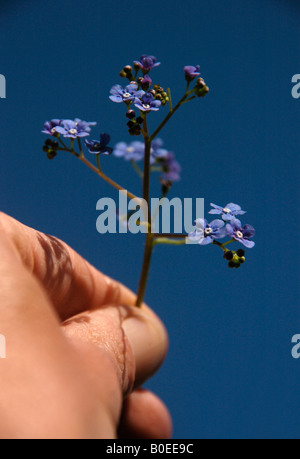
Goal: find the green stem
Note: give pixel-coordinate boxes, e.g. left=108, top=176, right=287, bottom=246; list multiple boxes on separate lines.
left=135, top=115, right=153, bottom=307
left=142, top=116, right=151, bottom=219
left=167, top=88, right=172, bottom=111
left=153, top=233, right=187, bottom=239
left=150, top=87, right=195, bottom=142
left=57, top=136, right=72, bottom=151
left=153, top=237, right=186, bottom=247
left=78, top=153, right=140, bottom=203
left=77, top=137, right=84, bottom=157
left=150, top=96, right=185, bottom=141
left=130, top=160, right=144, bottom=179
left=223, top=238, right=235, bottom=246
left=135, top=234, right=154, bottom=307
left=213, top=239, right=235, bottom=252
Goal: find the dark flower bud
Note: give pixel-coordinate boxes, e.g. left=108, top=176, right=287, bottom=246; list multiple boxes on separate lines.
left=47, top=150, right=57, bottom=160
left=224, top=251, right=234, bottom=260
left=123, top=65, right=133, bottom=74
left=160, top=178, right=173, bottom=195
left=236, top=249, right=245, bottom=257
left=120, top=70, right=127, bottom=78
left=155, top=93, right=162, bottom=100
left=239, top=256, right=246, bottom=264
left=136, top=116, right=144, bottom=124
left=149, top=89, right=156, bottom=96
left=161, top=92, right=167, bottom=98
left=129, top=124, right=142, bottom=136
left=127, top=120, right=135, bottom=128
left=228, top=260, right=241, bottom=269
left=141, top=74, right=152, bottom=90
left=126, top=109, right=136, bottom=119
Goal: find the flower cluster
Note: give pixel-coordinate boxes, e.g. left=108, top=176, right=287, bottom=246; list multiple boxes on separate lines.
left=113, top=138, right=181, bottom=184
left=110, top=54, right=209, bottom=138
left=42, top=118, right=96, bottom=138
left=41, top=53, right=254, bottom=306
left=189, top=202, right=255, bottom=268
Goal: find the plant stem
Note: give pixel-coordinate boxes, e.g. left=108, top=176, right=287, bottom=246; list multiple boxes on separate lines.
left=153, top=237, right=186, bottom=247
left=135, top=114, right=153, bottom=307
left=130, top=160, right=144, bottom=179
left=149, top=87, right=195, bottom=142
left=135, top=234, right=154, bottom=307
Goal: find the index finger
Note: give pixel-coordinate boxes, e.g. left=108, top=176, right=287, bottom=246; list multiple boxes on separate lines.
left=0, top=212, right=137, bottom=320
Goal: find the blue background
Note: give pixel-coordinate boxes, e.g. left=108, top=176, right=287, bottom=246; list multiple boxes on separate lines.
left=0, top=0, right=299, bottom=439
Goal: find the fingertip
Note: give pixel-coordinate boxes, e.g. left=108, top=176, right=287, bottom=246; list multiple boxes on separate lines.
left=121, top=304, right=169, bottom=387
left=118, top=388, right=172, bottom=439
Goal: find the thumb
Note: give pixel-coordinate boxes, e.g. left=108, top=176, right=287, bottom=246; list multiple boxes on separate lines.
left=62, top=303, right=169, bottom=393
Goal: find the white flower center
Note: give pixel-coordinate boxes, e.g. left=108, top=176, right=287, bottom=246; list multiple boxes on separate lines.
left=126, top=147, right=134, bottom=153
left=51, top=127, right=56, bottom=134
left=69, top=128, right=77, bottom=135
left=236, top=231, right=243, bottom=239
left=204, top=228, right=213, bottom=236
left=223, top=207, right=231, bottom=214
left=123, top=92, right=131, bottom=98
left=142, top=104, right=150, bottom=110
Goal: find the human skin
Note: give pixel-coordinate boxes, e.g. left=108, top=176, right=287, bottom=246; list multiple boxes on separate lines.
left=0, top=212, right=172, bottom=439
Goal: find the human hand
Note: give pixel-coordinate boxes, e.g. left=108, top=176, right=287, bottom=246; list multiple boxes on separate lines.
left=0, top=212, right=171, bottom=439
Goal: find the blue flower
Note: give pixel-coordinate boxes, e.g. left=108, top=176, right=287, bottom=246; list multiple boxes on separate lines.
left=134, top=55, right=160, bottom=73
left=113, top=140, right=145, bottom=161
left=189, top=219, right=226, bottom=245
left=184, top=65, right=200, bottom=82
left=84, top=133, right=113, bottom=155
left=209, top=202, right=246, bottom=221
left=159, top=152, right=181, bottom=182
left=113, top=138, right=170, bottom=164
left=73, top=118, right=96, bottom=129
left=134, top=92, right=161, bottom=112
left=226, top=218, right=255, bottom=248
left=109, top=83, right=144, bottom=103
left=149, top=138, right=169, bottom=165
left=42, top=119, right=62, bottom=135
left=55, top=119, right=95, bottom=138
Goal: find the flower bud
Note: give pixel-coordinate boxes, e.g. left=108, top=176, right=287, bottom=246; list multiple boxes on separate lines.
left=123, top=65, right=133, bottom=74
left=160, top=178, right=173, bottom=195
left=141, top=74, right=152, bottom=90
left=126, top=109, right=136, bottom=119
left=236, top=249, right=245, bottom=257
left=47, top=150, right=57, bottom=160
left=224, top=251, right=234, bottom=260
left=136, top=116, right=144, bottom=125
